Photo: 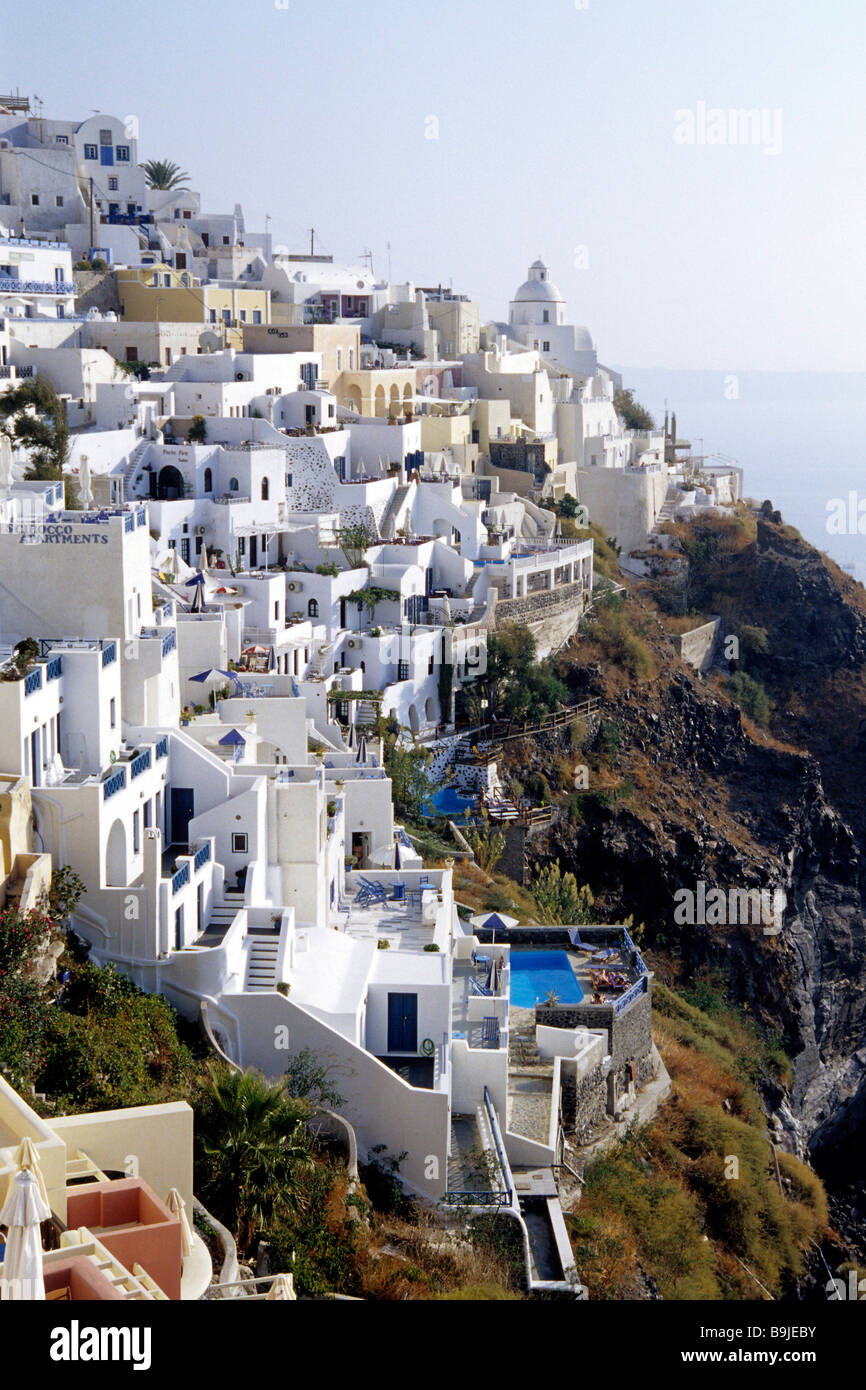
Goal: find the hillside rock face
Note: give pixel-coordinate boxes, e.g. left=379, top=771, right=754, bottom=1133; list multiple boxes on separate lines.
left=540, top=515, right=866, bottom=1178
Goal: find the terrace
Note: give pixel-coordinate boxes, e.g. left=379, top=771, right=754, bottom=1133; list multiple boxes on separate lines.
left=338, top=869, right=449, bottom=952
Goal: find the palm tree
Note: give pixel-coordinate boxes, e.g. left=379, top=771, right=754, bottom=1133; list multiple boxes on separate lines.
left=140, top=158, right=190, bottom=191
left=194, top=1065, right=314, bottom=1252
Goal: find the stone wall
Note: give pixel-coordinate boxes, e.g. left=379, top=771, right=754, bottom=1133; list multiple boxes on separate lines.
left=536, top=988, right=653, bottom=1078
left=495, top=578, right=587, bottom=627
left=674, top=617, right=721, bottom=672
left=561, top=1061, right=607, bottom=1144
left=74, top=271, right=122, bottom=317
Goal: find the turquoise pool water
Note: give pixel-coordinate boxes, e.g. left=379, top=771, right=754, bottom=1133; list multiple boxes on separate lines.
left=509, top=951, right=584, bottom=1008
left=426, top=785, right=475, bottom=817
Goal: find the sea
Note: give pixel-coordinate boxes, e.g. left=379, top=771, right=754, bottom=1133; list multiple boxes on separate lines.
left=615, top=368, right=866, bottom=583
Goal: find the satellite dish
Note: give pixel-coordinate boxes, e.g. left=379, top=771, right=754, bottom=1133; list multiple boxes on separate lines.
left=198, top=331, right=221, bottom=353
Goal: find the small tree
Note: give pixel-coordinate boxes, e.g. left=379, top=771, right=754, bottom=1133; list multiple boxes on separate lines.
left=466, top=811, right=506, bottom=874
left=140, top=159, right=190, bottom=191
left=188, top=415, right=207, bottom=444
left=532, top=862, right=594, bottom=926
left=613, top=387, right=655, bottom=431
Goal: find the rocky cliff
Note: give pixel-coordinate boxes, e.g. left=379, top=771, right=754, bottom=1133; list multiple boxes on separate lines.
left=521, top=509, right=866, bottom=1182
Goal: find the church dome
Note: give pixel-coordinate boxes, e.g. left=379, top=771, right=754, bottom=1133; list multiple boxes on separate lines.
left=512, top=258, right=563, bottom=304
left=573, top=325, right=593, bottom=350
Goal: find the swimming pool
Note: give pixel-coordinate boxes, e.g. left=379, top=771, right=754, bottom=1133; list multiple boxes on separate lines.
left=509, top=951, right=584, bottom=1008
left=426, top=785, right=475, bottom=817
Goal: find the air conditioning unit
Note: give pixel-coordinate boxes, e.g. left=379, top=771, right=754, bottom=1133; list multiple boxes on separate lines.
left=194, top=525, right=207, bottom=535
left=346, top=637, right=360, bottom=649
left=286, top=580, right=303, bottom=593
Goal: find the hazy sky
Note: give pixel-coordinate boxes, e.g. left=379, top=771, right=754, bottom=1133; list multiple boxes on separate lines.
left=7, top=0, right=865, bottom=371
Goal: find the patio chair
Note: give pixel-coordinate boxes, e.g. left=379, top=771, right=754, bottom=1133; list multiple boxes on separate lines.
left=481, top=1016, right=500, bottom=1048
left=591, top=947, right=617, bottom=962
left=470, top=978, right=493, bottom=997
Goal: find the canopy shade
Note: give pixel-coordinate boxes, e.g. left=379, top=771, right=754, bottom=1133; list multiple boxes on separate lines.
left=218, top=728, right=246, bottom=747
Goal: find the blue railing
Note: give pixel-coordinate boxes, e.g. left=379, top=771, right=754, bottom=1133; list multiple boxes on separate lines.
left=155, top=736, right=168, bottom=760
left=130, top=748, right=151, bottom=779
left=23, top=668, right=43, bottom=697
left=45, top=656, right=62, bottom=682
left=193, top=842, right=211, bottom=871
left=172, top=862, right=190, bottom=894
left=101, top=642, right=117, bottom=668
left=124, top=513, right=135, bottom=534
left=0, top=279, right=77, bottom=294
left=103, top=768, right=126, bottom=800
left=161, top=629, right=176, bottom=657
left=0, top=236, right=70, bottom=250
left=614, top=975, right=648, bottom=1016
left=136, top=507, right=146, bottom=527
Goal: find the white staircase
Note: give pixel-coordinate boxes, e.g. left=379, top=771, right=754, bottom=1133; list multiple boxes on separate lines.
left=650, top=483, right=681, bottom=537
left=244, top=936, right=280, bottom=992
left=121, top=440, right=151, bottom=502
left=379, top=483, right=412, bottom=539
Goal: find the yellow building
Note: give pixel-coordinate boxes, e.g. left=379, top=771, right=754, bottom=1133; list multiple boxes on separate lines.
left=242, top=322, right=360, bottom=390
left=0, top=773, right=52, bottom=912
left=114, top=264, right=271, bottom=345
left=337, top=367, right=416, bottom=419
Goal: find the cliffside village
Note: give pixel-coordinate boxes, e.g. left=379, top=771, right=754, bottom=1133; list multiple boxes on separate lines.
left=0, top=95, right=746, bottom=1299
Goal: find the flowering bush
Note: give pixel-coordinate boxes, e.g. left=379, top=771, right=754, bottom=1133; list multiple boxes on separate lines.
left=0, top=905, right=53, bottom=980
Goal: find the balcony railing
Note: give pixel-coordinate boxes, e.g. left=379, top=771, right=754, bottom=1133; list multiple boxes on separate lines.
left=23, top=667, right=43, bottom=697
left=103, top=768, right=126, bottom=800
left=161, top=629, right=177, bottom=657
left=172, top=862, right=190, bottom=894
left=45, top=656, right=62, bottom=682
left=0, top=279, right=77, bottom=295
left=193, top=842, right=211, bottom=871
left=0, top=236, right=70, bottom=250
left=101, top=642, right=117, bottom=668
left=155, top=736, right=169, bottom=760
left=613, top=975, right=649, bottom=1016
left=130, top=748, right=151, bottom=779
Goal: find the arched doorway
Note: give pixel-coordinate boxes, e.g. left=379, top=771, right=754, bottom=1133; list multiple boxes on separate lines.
left=374, top=386, right=386, bottom=418
left=157, top=465, right=184, bottom=500
left=105, top=819, right=127, bottom=887
left=408, top=703, right=420, bottom=736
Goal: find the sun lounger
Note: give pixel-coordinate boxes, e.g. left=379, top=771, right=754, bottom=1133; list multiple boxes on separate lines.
left=591, top=948, right=617, bottom=962
left=470, top=978, right=493, bottom=997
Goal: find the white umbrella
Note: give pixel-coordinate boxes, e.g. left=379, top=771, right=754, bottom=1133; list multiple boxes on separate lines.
left=0, top=1168, right=50, bottom=1300
left=266, top=1273, right=297, bottom=1300
left=78, top=455, right=93, bottom=510
left=165, top=1188, right=193, bottom=1258
left=12, top=1137, right=49, bottom=1207
left=0, top=433, right=13, bottom=496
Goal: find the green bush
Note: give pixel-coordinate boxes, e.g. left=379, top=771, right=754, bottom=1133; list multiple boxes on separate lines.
left=726, top=671, right=770, bottom=726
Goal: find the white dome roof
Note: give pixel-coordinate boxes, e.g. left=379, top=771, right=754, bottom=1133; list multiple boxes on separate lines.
left=512, top=258, right=563, bottom=304
left=573, top=326, right=593, bottom=350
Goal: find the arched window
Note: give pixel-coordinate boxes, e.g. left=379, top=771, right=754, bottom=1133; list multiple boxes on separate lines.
left=261, top=477, right=269, bottom=501
left=308, top=598, right=319, bottom=618
left=229, top=477, right=239, bottom=492
left=203, top=467, right=212, bottom=493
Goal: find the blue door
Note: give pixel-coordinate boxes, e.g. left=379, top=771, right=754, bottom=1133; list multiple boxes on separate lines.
left=170, top=787, right=194, bottom=845
left=100, top=146, right=114, bottom=166
left=387, top=993, right=417, bottom=1053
